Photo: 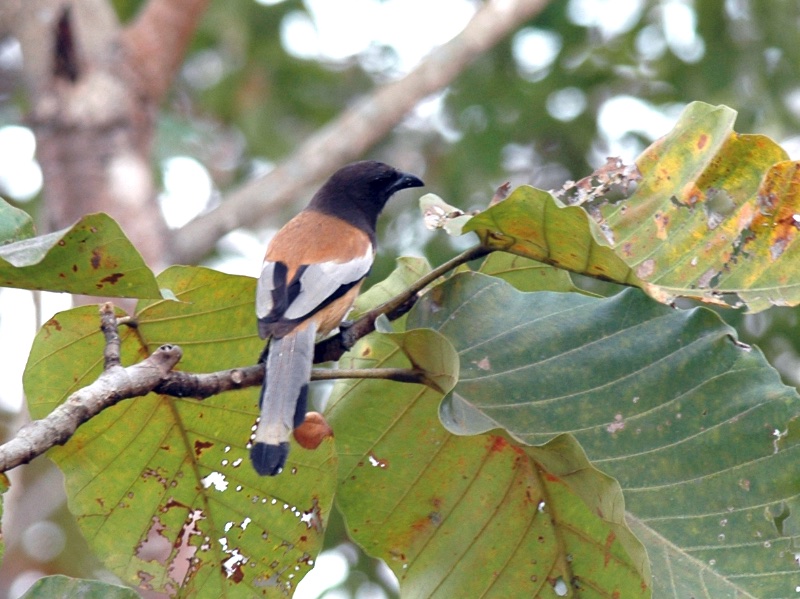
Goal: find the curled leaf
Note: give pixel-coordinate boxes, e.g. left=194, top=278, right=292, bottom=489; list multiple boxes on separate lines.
left=419, top=193, right=473, bottom=236
left=461, top=102, right=800, bottom=312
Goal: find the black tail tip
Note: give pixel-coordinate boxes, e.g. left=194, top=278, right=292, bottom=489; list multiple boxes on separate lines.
left=250, top=442, right=290, bottom=476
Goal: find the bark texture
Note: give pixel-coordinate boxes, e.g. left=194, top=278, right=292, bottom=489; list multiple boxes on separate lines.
left=9, top=0, right=209, bottom=269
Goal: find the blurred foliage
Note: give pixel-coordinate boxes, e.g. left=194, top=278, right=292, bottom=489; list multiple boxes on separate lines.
left=190, top=1, right=376, bottom=159
left=2, top=0, right=785, bottom=197
left=20, top=575, right=140, bottom=599
left=102, top=1, right=800, bottom=193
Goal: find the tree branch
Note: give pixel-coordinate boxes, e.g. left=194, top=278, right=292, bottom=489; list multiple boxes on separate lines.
left=311, top=368, right=428, bottom=384
left=0, top=340, right=182, bottom=473
left=171, top=0, right=551, bottom=264
left=100, top=302, right=122, bottom=369
left=0, top=242, right=487, bottom=472
left=121, top=0, right=211, bottom=102
left=315, top=243, right=489, bottom=362
left=0, top=357, right=428, bottom=473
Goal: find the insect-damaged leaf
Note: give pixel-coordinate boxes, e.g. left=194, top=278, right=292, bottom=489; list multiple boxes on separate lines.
left=24, top=266, right=336, bottom=597
left=0, top=213, right=161, bottom=298
left=327, top=328, right=648, bottom=598
left=465, top=102, right=800, bottom=312
left=412, top=271, right=800, bottom=596
left=602, top=101, right=798, bottom=311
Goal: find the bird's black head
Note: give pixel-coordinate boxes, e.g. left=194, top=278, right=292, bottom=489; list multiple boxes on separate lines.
left=309, top=161, right=424, bottom=236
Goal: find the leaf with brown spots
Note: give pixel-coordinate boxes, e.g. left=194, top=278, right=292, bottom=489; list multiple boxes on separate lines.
left=413, top=271, right=800, bottom=596
left=0, top=213, right=161, bottom=298
left=464, top=185, right=642, bottom=286
left=463, top=102, right=800, bottom=312
left=327, top=299, right=647, bottom=598
left=601, top=102, right=794, bottom=311
left=24, top=266, right=337, bottom=596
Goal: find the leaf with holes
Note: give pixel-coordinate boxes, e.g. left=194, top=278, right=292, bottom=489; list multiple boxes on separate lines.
left=0, top=213, right=161, bottom=298
left=601, top=101, right=797, bottom=311
left=24, top=266, right=336, bottom=597
left=327, top=328, right=648, bottom=597
left=464, top=102, right=800, bottom=312
left=412, top=271, right=800, bottom=597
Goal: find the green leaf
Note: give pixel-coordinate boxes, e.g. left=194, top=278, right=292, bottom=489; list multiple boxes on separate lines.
left=626, top=518, right=761, bottom=598
left=0, top=197, right=35, bottom=244
left=463, top=185, right=642, bottom=287
left=24, top=266, right=336, bottom=596
left=411, top=271, right=800, bottom=596
left=328, top=328, right=648, bottom=597
left=526, top=434, right=650, bottom=593
left=478, top=251, right=577, bottom=293
left=381, top=328, right=460, bottom=395
left=20, top=575, right=140, bottom=599
left=0, top=213, right=161, bottom=298
left=352, top=256, right=432, bottom=318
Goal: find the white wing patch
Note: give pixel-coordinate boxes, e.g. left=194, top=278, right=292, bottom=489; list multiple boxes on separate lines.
left=284, top=246, right=373, bottom=320
left=255, top=262, right=277, bottom=320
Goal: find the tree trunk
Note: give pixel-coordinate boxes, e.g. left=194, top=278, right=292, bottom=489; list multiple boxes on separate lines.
left=9, top=0, right=209, bottom=269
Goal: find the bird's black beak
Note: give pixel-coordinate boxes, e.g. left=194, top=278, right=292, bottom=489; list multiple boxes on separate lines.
left=388, top=172, right=424, bottom=195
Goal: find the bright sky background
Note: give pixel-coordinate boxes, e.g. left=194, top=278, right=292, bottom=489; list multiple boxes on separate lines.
left=0, top=0, right=793, bottom=597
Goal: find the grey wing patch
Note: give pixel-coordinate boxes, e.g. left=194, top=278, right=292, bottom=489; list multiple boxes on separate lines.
left=283, top=248, right=373, bottom=320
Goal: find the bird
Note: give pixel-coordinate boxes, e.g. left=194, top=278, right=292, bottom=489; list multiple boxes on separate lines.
left=252, top=161, right=424, bottom=475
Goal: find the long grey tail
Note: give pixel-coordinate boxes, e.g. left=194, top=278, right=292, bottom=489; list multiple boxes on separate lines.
left=251, top=323, right=316, bottom=476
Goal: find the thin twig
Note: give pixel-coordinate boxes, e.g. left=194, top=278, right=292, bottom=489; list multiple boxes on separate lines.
left=315, top=244, right=488, bottom=362
left=99, top=302, right=121, bottom=370
left=154, top=364, right=428, bottom=400
left=0, top=342, right=182, bottom=473
left=171, top=0, right=552, bottom=263
left=0, top=240, right=489, bottom=472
